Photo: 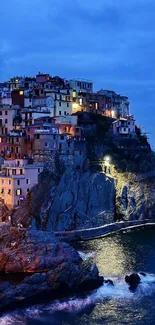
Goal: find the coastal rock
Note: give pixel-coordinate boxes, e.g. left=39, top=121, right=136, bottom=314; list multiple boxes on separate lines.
left=125, top=273, right=141, bottom=291
left=104, top=279, right=114, bottom=286
left=47, top=170, right=115, bottom=231
left=0, top=224, right=103, bottom=312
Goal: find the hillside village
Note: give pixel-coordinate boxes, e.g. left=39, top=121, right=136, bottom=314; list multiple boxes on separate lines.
left=0, top=73, right=151, bottom=212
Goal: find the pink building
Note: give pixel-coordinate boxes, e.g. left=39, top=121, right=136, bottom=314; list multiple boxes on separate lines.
left=113, top=117, right=136, bottom=137
left=0, top=159, right=43, bottom=208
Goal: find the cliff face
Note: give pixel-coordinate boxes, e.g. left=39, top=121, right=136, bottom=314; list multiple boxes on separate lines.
left=47, top=170, right=115, bottom=231
left=43, top=170, right=155, bottom=231
left=116, top=177, right=155, bottom=221
left=5, top=169, right=155, bottom=231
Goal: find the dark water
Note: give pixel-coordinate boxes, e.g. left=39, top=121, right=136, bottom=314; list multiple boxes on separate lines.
left=1, top=226, right=155, bottom=325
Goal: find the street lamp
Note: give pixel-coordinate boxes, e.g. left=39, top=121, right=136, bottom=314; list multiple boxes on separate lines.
left=104, top=156, right=111, bottom=165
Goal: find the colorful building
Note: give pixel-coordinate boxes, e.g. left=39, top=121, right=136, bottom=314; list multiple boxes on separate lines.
left=0, top=159, right=43, bottom=208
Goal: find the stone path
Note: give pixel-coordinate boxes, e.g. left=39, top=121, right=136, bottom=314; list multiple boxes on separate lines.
left=55, top=219, right=155, bottom=242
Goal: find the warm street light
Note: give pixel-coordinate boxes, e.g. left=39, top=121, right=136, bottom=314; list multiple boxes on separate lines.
left=72, top=103, right=78, bottom=109
left=111, top=110, right=115, bottom=118
left=104, top=156, right=111, bottom=164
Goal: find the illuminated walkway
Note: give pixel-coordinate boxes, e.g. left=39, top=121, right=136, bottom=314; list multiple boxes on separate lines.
left=55, top=219, right=155, bottom=242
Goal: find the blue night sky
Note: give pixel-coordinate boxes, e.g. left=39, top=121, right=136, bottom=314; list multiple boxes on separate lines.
left=0, top=0, right=155, bottom=147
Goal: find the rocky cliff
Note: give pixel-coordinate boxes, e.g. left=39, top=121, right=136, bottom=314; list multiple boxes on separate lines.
left=36, top=169, right=155, bottom=231
left=47, top=169, right=115, bottom=231
left=6, top=167, right=155, bottom=232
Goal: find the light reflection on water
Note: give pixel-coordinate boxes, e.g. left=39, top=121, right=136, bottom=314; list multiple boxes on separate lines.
left=1, top=226, right=155, bottom=325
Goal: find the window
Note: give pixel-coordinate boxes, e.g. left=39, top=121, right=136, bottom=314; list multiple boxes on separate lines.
left=0, top=112, right=2, bottom=116
left=8, top=180, right=11, bottom=185
left=16, top=138, right=19, bottom=143
left=128, top=128, right=130, bottom=132
left=5, top=111, right=8, bottom=115
left=59, top=111, right=61, bottom=115
left=5, top=119, right=8, bottom=124
left=16, top=189, right=22, bottom=196
left=17, top=180, right=20, bottom=186
left=37, top=134, right=40, bottom=139
left=45, top=142, right=48, bottom=147
left=8, top=189, right=11, bottom=195
left=38, top=168, right=40, bottom=173
left=53, top=135, right=56, bottom=140
left=12, top=169, right=16, bottom=175
left=19, top=91, right=23, bottom=95
left=1, top=179, right=4, bottom=185
left=124, top=128, right=126, bottom=131
left=16, top=147, right=19, bottom=153
left=76, top=128, right=79, bottom=132
left=26, top=179, right=30, bottom=184
left=1, top=188, right=4, bottom=194
left=59, top=102, right=61, bottom=107
left=20, top=169, right=23, bottom=175
left=60, top=135, right=64, bottom=140
left=67, top=103, right=69, bottom=107
left=128, top=122, right=130, bottom=125
left=64, top=111, right=66, bottom=115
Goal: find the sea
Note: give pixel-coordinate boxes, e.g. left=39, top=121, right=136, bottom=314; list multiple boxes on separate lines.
left=1, top=226, right=155, bottom=325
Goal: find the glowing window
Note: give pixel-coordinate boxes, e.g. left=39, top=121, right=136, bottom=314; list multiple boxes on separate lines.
left=16, top=189, right=22, bottom=196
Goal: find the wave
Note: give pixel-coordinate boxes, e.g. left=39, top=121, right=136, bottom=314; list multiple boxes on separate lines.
left=78, top=250, right=96, bottom=260
left=1, top=273, right=155, bottom=325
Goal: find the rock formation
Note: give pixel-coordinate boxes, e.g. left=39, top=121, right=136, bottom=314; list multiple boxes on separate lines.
left=0, top=224, right=103, bottom=313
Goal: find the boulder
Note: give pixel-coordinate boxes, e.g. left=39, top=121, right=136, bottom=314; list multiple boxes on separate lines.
left=104, top=279, right=114, bottom=286
left=0, top=224, right=103, bottom=313
left=125, top=273, right=141, bottom=291
left=139, top=272, right=146, bottom=277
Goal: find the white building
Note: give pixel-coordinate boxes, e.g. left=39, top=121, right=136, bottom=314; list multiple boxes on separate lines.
left=113, top=117, right=136, bottom=137
left=69, top=79, right=93, bottom=93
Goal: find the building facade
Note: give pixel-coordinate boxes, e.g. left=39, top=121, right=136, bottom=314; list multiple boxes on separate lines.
left=0, top=159, right=43, bottom=208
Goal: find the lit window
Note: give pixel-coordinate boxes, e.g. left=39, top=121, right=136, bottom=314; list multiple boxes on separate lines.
left=73, top=90, right=76, bottom=97
left=16, top=189, right=22, bottom=196
left=19, top=91, right=23, bottom=95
